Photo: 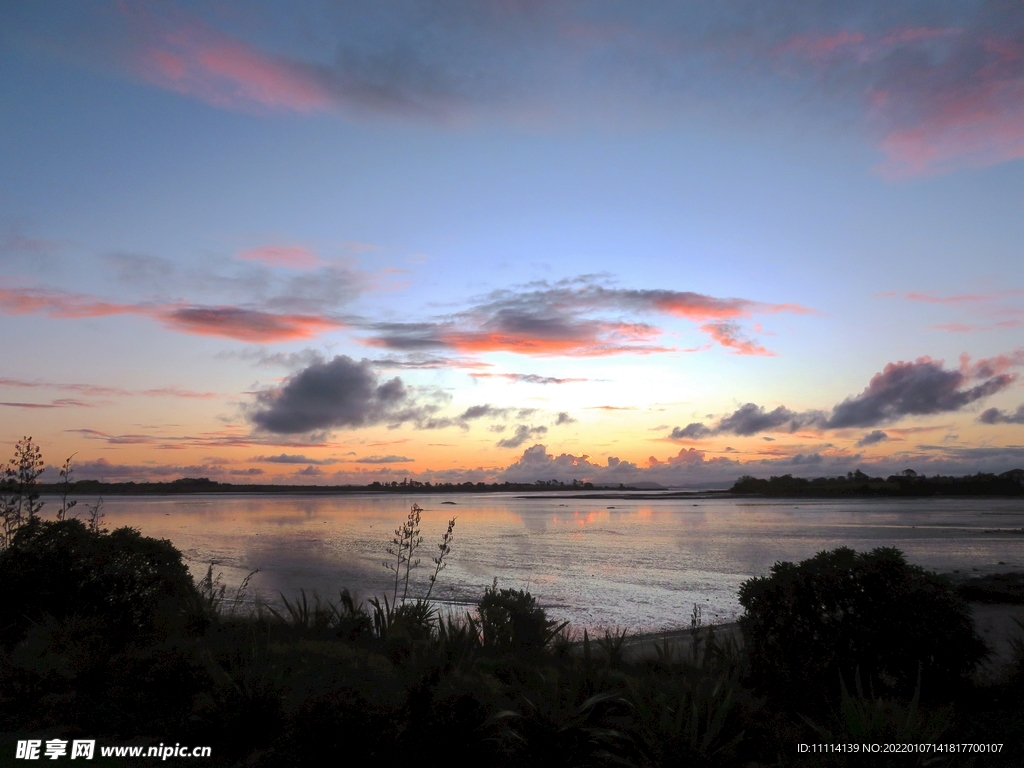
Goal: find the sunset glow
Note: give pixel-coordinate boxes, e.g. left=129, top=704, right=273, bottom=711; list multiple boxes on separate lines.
left=1, top=1, right=1022, bottom=486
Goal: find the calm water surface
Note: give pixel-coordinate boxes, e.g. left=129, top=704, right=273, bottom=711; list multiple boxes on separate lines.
left=68, top=493, right=1024, bottom=633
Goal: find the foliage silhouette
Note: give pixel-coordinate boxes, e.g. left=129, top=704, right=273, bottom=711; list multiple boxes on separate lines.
left=477, top=579, right=568, bottom=656
left=0, top=436, right=45, bottom=548
left=738, top=546, right=987, bottom=703
left=0, top=517, right=204, bottom=649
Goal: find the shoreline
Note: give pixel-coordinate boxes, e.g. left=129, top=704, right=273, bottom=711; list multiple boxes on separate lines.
left=615, top=603, right=1024, bottom=672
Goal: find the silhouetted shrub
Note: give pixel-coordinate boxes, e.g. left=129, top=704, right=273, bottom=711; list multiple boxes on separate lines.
left=738, top=547, right=987, bottom=702
left=477, top=581, right=564, bottom=655
left=0, top=518, right=204, bottom=649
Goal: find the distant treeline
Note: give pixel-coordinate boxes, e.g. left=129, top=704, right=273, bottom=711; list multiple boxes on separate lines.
left=731, top=468, right=1024, bottom=497
left=35, top=477, right=607, bottom=495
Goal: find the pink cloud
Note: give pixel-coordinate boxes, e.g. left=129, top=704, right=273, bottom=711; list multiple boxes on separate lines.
left=881, top=27, right=960, bottom=46
left=644, top=292, right=813, bottom=321
left=0, top=286, right=341, bottom=343
left=872, top=32, right=1024, bottom=176
left=779, top=30, right=866, bottom=58
left=126, top=6, right=333, bottom=113
left=878, top=78, right=1024, bottom=177
left=0, top=377, right=217, bottom=399
left=903, top=291, right=993, bottom=304
left=932, top=320, right=1024, bottom=333
left=0, top=286, right=140, bottom=318
left=139, top=386, right=218, bottom=399
left=880, top=289, right=1024, bottom=305
left=778, top=27, right=956, bottom=61
left=960, top=348, right=1024, bottom=379
left=236, top=245, right=320, bottom=269
left=777, top=20, right=1024, bottom=175
left=699, top=321, right=775, bottom=356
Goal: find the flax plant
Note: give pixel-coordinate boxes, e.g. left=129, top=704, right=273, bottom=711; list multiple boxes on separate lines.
left=384, top=503, right=423, bottom=604
left=57, top=454, right=77, bottom=522
left=424, top=516, right=456, bottom=601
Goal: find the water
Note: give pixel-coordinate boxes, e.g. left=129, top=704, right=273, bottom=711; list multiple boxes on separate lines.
left=58, top=493, right=1024, bottom=633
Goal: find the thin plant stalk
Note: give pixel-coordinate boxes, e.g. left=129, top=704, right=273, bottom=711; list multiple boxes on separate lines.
left=58, top=453, right=77, bottom=522
left=424, top=516, right=456, bottom=601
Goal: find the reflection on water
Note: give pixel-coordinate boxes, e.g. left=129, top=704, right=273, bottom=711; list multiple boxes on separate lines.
left=60, top=493, right=1024, bottom=633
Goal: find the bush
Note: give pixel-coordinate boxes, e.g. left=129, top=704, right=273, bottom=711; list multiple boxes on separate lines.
left=477, top=580, right=564, bottom=656
left=0, top=518, right=204, bottom=649
left=738, top=547, right=987, bottom=702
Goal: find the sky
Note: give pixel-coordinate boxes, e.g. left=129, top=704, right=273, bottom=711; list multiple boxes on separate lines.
left=1, top=0, right=1023, bottom=487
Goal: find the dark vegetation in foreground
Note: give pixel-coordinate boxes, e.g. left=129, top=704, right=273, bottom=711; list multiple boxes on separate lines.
left=2, top=520, right=1023, bottom=767
left=2, top=440, right=1023, bottom=765
left=731, top=468, right=1024, bottom=498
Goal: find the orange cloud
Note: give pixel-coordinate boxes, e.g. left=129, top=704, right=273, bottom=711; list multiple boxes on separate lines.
left=437, top=324, right=673, bottom=357
left=161, top=306, right=342, bottom=342
left=364, top=282, right=804, bottom=358
left=0, top=286, right=140, bottom=318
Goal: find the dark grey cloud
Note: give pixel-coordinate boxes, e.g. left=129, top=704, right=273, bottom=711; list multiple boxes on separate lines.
left=825, top=358, right=1014, bottom=428
left=671, top=405, right=824, bottom=439
left=856, top=430, right=890, bottom=447
left=460, top=404, right=510, bottom=421
left=979, top=405, right=1024, bottom=425
left=102, top=249, right=363, bottom=316
left=470, top=372, right=589, bottom=384
left=496, top=424, right=549, bottom=449
left=449, top=404, right=538, bottom=426
left=371, top=355, right=476, bottom=369
left=671, top=357, right=1017, bottom=439
left=249, top=355, right=433, bottom=434
left=250, top=453, right=338, bottom=465
left=0, top=399, right=92, bottom=409
left=104, top=253, right=175, bottom=287
left=353, top=455, right=414, bottom=464
left=555, top=412, right=577, bottom=425
left=670, top=423, right=712, bottom=440
left=227, top=347, right=327, bottom=370
left=719, top=404, right=825, bottom=435
left=416, top=416, right=460, bottom=430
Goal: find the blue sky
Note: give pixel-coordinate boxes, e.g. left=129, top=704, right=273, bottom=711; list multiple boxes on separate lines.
left=1, top=1, right=1023, bottom=485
